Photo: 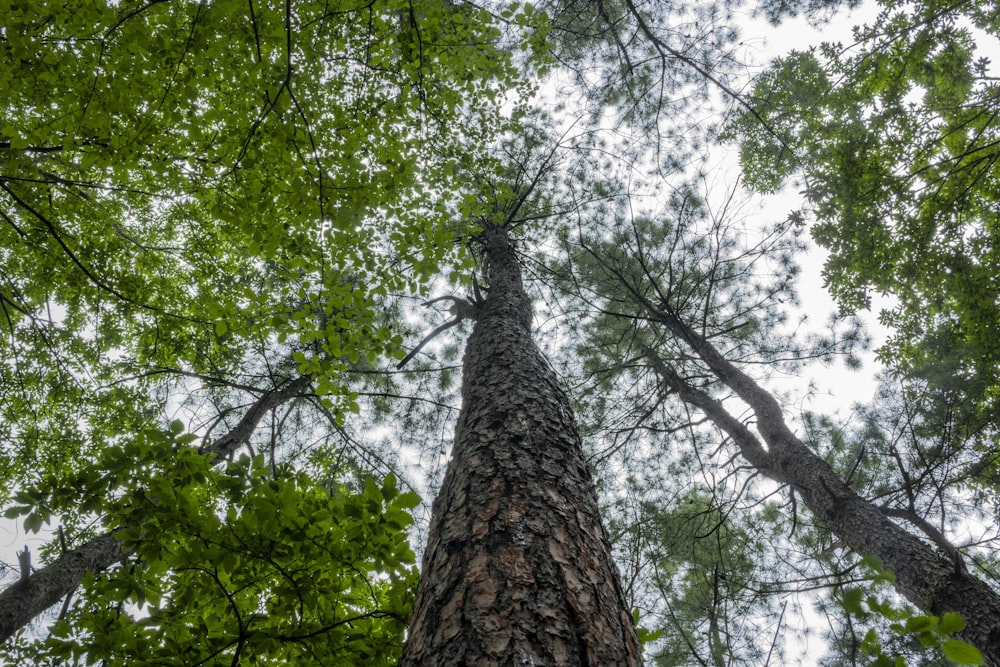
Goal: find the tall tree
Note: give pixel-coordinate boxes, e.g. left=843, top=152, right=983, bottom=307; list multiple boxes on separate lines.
left=397, top=214, right=641, bottom=663
left=558, top=195, right=1000, bottom=664
left=0, top=0, right=538, bottom=659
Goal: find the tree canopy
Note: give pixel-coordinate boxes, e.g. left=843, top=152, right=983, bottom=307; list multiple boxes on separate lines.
left=2, top=0, right=1000, bottom=664
left=1, top=0, right=538, bottom=661
left=728, top=0, right=1000, bottom=424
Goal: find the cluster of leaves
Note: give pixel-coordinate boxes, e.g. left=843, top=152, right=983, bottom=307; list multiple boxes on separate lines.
left=0, top=0, right=541, bottom=504
left=839, top=559, right=983, bottom=666
left=727, top=0, right=1000, bottom=419
left=6, top=422, right=420, bottom=665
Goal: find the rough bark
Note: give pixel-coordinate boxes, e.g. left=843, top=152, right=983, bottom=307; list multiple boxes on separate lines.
left=646, top=313, right=1000, bottom=665
left=0, top=375, right=310, bottom=644
left=400, top=224, right=641, bottom=666
left=0, top=533, right=125, bottom=643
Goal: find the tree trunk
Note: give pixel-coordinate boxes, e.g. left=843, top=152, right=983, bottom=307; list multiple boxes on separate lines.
left=644, top=314, right=1000, bottom=665
left=0, top=533, right=125, bottom=643
left=399, top=224, right=641, bottom=666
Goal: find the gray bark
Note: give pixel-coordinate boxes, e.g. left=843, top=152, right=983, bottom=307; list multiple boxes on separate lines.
left=645, top=312, right=1000, bottom=665
left=400, top=224, right=641, bottom=666
left=0, top=533, right=125, bottom=643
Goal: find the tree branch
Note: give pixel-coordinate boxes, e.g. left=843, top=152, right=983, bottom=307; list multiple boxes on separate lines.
left=0, top=533, right=125, bottom=643
left=0, top=375, right=312, bottom=643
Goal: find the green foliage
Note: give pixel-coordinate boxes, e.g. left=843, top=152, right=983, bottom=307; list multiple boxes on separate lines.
left=754, top=0, right=863, bottom=24
left=609, top=484, right=785, bottom=667
left=0, top=0, right=547, bottom=660
left=728, top=0, right=1000, bottom=417
left=0, top=0, right=535, bottom=499
left=13, top=429, right=421, bottom=665
left=839, top=559, right=983, bottom=666
left=632, top=607, right=665, bottom=648
left=4, top=0, right=997, bottom=663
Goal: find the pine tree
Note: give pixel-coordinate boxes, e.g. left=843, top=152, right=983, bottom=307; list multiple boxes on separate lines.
left=399, top=222, right=642, bottom=665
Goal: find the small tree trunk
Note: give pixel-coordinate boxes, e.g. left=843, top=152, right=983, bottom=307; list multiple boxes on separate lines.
left=400, top=224, right=641, bottom=666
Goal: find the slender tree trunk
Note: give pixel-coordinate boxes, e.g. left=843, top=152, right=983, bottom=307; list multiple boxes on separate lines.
left=400, top=224, right=641, bottom=666
left=644, top=314, right=1000, bottom=665
left=0, top=375, right=311, bottom=644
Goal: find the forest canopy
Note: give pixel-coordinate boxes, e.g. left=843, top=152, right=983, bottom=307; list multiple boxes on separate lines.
left=1, top=0, right=998, bottom=665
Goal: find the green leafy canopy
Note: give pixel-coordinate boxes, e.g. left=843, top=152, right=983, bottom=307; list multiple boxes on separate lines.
left=727, top=0, right=1000, bottom=417
left=0, top=0, right=547, bottom=661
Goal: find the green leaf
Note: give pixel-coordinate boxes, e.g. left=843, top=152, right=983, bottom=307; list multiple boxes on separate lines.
left=382, top=472, right=398, bottom=500
left=904, top=615, right=938, bottom=634
left=396, top=491, right=421, bottom=509
left=3, top=505, right=30, bottom=519
left=24, top=512, right=44, bottom=534
left=941, top=639, right=984, bottom=665
left=939, top=613, right=967, bottom=635
left=842, top=587, right=865, bottom=617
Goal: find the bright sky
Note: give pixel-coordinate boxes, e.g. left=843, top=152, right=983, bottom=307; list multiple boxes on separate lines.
left=702, top=2, right=888, bottom=415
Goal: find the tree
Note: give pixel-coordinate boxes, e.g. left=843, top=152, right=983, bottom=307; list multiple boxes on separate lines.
left=7, top=0, right=998, bottom=663
left=727, top=0, right=1000, bottom=424
left=399, top=220, right=641, bottom=665
left=643, top=314, right=1000, bottom=663
left=0, top=0, right=538, bottom=660
left=618, top=486, right=781, bottom=667
left=556, top=190, right=1000, bottom=664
